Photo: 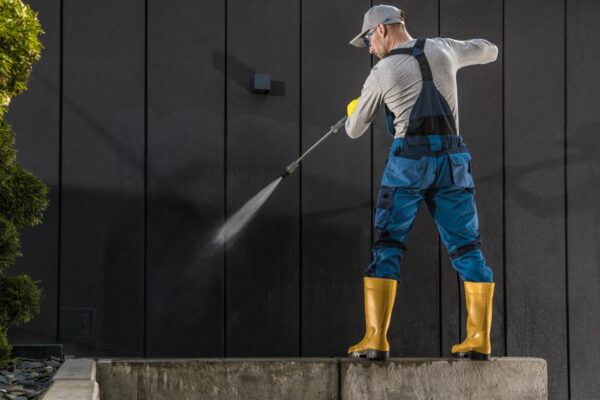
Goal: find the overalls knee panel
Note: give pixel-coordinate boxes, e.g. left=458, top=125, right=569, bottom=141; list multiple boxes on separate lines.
left=367, top=38, right=493, bottom=284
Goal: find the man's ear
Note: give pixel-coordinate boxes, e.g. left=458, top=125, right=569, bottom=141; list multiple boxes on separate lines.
left=378, top=23, right=388, bottom=37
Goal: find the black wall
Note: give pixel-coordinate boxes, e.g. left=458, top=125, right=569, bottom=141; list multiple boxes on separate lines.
left=5, top=0, right=599, bottom=399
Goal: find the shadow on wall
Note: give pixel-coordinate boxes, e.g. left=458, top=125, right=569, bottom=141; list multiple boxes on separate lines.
left=54, top=178, right=374, bottom=358
left=38, top=50, right=599, bottom=226
left=212, top=51, right=286, bottom=96
left=55, top=182, right=227, bottom=358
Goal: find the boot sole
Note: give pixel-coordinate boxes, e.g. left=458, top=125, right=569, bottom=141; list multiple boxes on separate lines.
left=454, top=350, right=491, bottom=361
left=349, top=349, right=389, bottom=360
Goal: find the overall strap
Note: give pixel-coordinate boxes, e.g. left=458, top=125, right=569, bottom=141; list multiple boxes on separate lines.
left=411, top=38, right=432, bottom=81
left=387, top=38, right=432, bottom=81
left=413, top=37, right=426, bottom=50
left=383, top=46, right=413, bottom=137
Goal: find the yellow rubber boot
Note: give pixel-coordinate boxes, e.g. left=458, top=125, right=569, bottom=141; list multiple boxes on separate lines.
left=452, top=281, right=495, bottom=360
left=348, top=277, right=397, bottom=360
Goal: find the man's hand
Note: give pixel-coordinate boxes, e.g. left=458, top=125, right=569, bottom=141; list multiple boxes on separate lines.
left=347, top=97, right=361, bottom=117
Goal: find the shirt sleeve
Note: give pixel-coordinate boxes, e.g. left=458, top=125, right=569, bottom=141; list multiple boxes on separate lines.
left=345, top=70, right=384, bottom=139
left=440, top=38, right=498, bottom=69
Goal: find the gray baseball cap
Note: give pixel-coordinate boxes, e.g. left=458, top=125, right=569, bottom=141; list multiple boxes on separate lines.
left=349, top=5, right=405, bottom=48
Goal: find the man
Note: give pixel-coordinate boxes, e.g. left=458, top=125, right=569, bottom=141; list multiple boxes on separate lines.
left=345, top=5, right=498, bottom=361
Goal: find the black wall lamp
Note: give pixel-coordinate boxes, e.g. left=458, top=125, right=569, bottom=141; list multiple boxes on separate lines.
left=252, top=73, right=271, bottom=94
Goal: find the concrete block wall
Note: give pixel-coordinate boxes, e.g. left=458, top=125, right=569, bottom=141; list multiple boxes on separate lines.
left=96, top=358, right=547, bottom=400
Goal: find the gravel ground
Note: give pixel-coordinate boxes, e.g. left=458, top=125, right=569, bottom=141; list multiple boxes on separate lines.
left=0, top=357, right=63, bottom=400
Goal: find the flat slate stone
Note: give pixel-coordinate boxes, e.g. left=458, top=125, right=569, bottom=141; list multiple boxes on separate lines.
left=96, top=358, right=338, bottom=400
left=341, top=357, right=547, bottom=400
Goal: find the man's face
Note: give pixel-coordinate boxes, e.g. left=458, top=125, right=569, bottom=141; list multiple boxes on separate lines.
left=366, top=24, right=387, bottom=59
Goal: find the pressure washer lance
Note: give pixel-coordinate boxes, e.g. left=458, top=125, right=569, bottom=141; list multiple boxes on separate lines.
left=281, top=115, right=348, bottom=178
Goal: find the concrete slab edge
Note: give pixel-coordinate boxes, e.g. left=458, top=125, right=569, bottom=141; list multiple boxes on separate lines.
left=53, top=358, right=96, bottom=381
left=40, top=358, right=99, bottom=400
left=94, top=357, right=547, bottom=400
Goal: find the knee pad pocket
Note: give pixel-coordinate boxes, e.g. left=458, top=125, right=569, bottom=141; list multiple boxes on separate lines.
left=374, top=186, right=396, bottom=228
left=449, top=237, right=482, bottom=260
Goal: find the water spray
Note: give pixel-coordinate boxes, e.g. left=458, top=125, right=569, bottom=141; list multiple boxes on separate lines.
left=214, top=114, right=348, bottom=245
left=281, top=115, right=347, bottom=178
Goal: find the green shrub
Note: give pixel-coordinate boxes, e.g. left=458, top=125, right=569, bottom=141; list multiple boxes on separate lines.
left=0, top=331, right=11, bottom=369
left=0, top=274, right=43, bottom=336
left=0, top=0, right=46, bottom=367
left=0, top=215, right=20, bottom=273
left=0, top=117, right=16, bottom=181
left=0, top=0, right=44, bottom=116
left=0, top=162, right=49, bottom=228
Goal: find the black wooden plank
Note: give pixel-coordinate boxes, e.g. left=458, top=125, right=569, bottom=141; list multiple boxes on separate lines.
left=146, top=0, right=225, bottom=357
left=505, top=0, right=568, bottom=398
left=566, top=1, right=600, bottom=397
left=371, top=0, right=441, bottom=357
left=60, top=0, right=145, bottom=356
left=300, top=0, right=372, bottom=357
left=226, top=0, right=300, bottom=356
left=440, top=0, right=505, bottom=357
left=5, top=0, right=60, bottom=344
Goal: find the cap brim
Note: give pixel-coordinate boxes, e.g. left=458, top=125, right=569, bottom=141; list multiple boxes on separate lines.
left=349, top=28, right=370, bottom=48
left=349, top=18, right=405, bottom=48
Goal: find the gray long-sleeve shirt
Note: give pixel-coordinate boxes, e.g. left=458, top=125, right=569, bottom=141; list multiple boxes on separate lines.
left=345, top=37, right=498, bottom=139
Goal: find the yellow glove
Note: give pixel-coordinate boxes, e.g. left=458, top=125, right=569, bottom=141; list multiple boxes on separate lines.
left=347, top=97, right=360, bottom=118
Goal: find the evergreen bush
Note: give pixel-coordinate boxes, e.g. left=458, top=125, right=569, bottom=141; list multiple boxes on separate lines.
left=0, top=0, right=47, bottom=366
left=0, top=330, right=10, bottom=369
left=0, top=274, right=43, bottom=336
left=0, top=0, right=44, bottom=115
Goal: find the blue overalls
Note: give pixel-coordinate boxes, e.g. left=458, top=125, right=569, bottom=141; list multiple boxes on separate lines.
left=367, top=38, right=493, bottom=283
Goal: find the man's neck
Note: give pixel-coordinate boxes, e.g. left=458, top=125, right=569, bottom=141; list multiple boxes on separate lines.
left=388, top=33, right=415, bottom=51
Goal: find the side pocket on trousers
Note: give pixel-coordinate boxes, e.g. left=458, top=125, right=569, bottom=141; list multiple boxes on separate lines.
left=374, top=186, right=396, bottom=229
left=449, top=152, right=475, bottom=188
left=382, top=155, right=426, bottom=188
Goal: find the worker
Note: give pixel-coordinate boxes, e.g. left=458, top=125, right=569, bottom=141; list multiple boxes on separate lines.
left=345, top=5, right=498, bottom=361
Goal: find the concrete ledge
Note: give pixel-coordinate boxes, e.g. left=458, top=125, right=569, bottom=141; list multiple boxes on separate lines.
left=41, top=380, right=99, bottom=400
left=342, top=357, right=547, bottom=400
left=41, top=359, right=99, bottom=400
left=53, top=358, right=96, bottom=381
left=96, top=358, right=338, bottom=400
left=95, top=357, right=547, bottom=400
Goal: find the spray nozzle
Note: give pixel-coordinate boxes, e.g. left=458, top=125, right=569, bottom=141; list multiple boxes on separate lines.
left=281, top=161, right=298, bottom=178
left=329, top=115, right=348, bottom=133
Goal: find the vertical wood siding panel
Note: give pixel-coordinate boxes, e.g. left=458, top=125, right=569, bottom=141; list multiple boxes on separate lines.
left=226, top=0, right=300, bottom=356
left=505, top=0, right=568, bottom=398
left=61, top=0, right=145, bottom=356
left=440, top=0, right=505, bottom=357
left=566, top=0, right=600, bottom=397
left=301, top=0, right=372, bottom=357
left=146, top=0, right=225, bottom=357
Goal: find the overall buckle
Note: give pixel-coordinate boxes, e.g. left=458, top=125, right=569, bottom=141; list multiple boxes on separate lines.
left=428, top=135, right=442, bottom=151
